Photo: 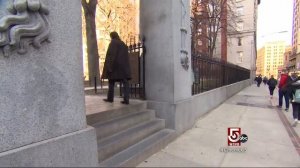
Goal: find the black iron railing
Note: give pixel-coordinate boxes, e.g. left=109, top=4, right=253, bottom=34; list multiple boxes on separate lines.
left=192, top=55, right=250, bottom=95
left=120, top=39, right=146, bottom=99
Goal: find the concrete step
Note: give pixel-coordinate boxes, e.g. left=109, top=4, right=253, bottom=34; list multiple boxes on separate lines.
left=86, top=101, right=147, bottom=125
left=99, top=129, right=176, bottom=167
left=93, top=109, right=156, bottom=140
left=97, top=119, right=165, bottom=162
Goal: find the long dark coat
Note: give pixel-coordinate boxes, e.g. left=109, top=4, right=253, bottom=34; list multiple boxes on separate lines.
left=101, top=39, right=131, bottom=80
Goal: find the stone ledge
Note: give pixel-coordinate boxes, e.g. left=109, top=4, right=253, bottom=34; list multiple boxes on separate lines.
left=147, top=79, right=251, bottom=133
left=0, top=126, right=98, bottom=167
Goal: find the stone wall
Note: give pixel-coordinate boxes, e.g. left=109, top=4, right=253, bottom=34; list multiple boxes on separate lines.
left=148, top=80, right=251, bottom=134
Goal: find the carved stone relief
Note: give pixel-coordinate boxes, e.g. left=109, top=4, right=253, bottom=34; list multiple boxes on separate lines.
left=180, top=0, right=189, bottom=70
left=0, top=0, right=50, bottom=57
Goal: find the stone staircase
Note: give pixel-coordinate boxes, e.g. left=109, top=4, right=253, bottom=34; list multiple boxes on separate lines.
left=86, top=100, right=175, bottom=167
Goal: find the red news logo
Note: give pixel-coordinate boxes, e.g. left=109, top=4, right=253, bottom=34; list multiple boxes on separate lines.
left=228, top=127, right=248, bottom=146
left=228, top=127, right=241, bottom=146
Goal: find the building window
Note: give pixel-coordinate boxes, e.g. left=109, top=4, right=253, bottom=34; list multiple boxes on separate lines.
left=197, top=28, right=202, bottom=34
left=237, top=51, right=243, bottom=63
left=237, top=22, right=244, bottom=31
left=236, top=6, right=244, bottom=16
left=197, top=40, right=202, bottom=46
left=237, top=37, right=242, bottom=46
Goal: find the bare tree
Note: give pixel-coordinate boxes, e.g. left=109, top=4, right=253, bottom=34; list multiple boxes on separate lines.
left=96, top=0, right=138, bottom=77
left=191, top=0, right=239, bottom=58
left=97, top=0, right=137, bottom=43
left=82, top=0, right=100, bottom=86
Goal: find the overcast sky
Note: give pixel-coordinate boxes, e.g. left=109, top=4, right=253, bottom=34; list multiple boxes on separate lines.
left=257, top=0, right=294, bottom=49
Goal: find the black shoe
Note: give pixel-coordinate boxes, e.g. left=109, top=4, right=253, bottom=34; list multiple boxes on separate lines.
left=121, top=101, right=129, bottom=105
left=103, top=99, right=113, bottom=103
left=285, top=108, right=289, bottom=112
left=277, top=105, right=282, bottom=109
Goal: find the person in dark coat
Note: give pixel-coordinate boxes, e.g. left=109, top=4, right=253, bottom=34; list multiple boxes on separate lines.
left=289, top=75, right=300, bottom=126
left=287, top=73, right=298, bottom=100
left=256, top=75, right=262, bottom=87
left=263, top=76, right=268, bottom=85
left=254, top=76, right=258, bottom=85
left=267, top=75, right=277, bottom=99
left=101, top=32, right=131, bottom=104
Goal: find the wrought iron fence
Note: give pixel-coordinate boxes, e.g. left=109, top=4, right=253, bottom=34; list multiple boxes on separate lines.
left=192, top=55, right=250, bottom=95
left=119, top=39, right=146, bottom=99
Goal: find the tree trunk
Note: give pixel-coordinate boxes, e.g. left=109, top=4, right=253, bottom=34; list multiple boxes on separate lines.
left=82, top=0, right=100, bottom=86
left=220, top=0, right=227, bottom=61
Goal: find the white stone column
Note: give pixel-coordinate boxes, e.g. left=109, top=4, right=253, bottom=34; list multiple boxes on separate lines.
left=140, top=0, right=193, bottom=131
left=0, top=0, right=98, bottom=166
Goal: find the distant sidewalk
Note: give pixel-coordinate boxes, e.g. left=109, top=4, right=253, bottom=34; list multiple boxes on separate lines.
left=138, top=84, right=300, bottom=167
left=84, top=86, right=109, bottom=91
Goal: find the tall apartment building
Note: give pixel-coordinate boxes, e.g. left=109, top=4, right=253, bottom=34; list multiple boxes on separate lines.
left=256, top=47, right=265, bottom=76
left=191, top=0, right=235, bottom=60
left=227, top=0, right=260, bottom=79
left=191, top=0, right=209, bottom=56
left=284, top=46, right=292, bottom=69
left=290, top=0, right=300, bottom=71
left=256, top=41, right=287, bottom=78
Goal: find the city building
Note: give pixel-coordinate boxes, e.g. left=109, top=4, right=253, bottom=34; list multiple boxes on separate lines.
left=190, top=0, right=209, bottom=57
left=256, top=41, right=287, bottom=78
left=227, top=0, right=260, bottom=79
left=256, top=47, right=265, bottom=76
left=190, top=0, right=230, bottom=60
left=290, top=0, right=300, bottom=71
left=284, top=46, right=292, bottom=70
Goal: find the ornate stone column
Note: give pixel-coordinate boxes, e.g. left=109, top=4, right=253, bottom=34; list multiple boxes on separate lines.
left=0, top=0, right=98, bottom=166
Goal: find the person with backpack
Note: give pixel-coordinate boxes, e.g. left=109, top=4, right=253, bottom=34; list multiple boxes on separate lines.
left=267, top=75, right=277, bottom=99
left=290, top=75, right=300, bottom=126
left=289, top=73, right=299, bottom=99
left=278, top=71, right=291, bottom=111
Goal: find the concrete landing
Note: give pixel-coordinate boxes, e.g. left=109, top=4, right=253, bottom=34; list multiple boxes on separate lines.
left=85, top=95, right=145, bottom=116
left=85, top=95, right=147, bottom=126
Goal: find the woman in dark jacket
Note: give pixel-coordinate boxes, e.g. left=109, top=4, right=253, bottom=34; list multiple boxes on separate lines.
left=267, top=75, right=277, bottom=99
left=102, top=32, right=131, bottom=104
left=290, top=76, right=300, bottom=126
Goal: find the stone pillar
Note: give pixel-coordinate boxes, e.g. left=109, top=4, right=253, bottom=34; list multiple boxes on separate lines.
left=0, top=0, right=98, bottom=166
left=140, top=0, right=193, bottom=132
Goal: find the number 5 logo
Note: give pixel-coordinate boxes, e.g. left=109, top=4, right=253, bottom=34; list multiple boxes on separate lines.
left=228, top=128, right=241, bottom=146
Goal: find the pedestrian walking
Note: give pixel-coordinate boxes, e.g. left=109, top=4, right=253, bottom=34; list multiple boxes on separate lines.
left=263, top=76, right=268, bottom=85
left=254, top=76, right=258, bottom=85
left=290, top=75, right=300, bottom=126
left=289, top=73, right=298, bottom=100
left=101, top=31, right=131, bottom=104
left=267, top=75, right=277, bottom=99
left=278, top=71, right=291, bottom=111
left=256, top=75, right=262, bottom=87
